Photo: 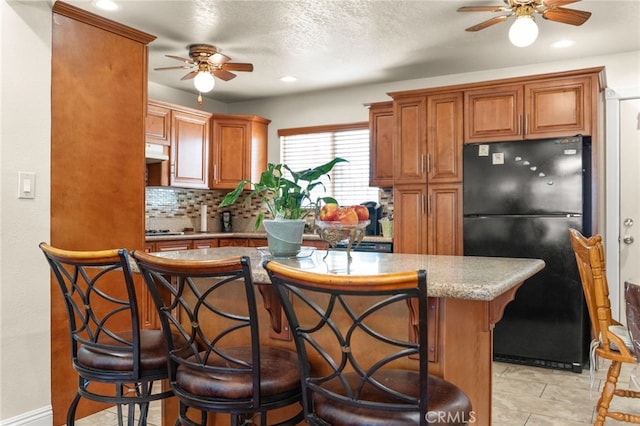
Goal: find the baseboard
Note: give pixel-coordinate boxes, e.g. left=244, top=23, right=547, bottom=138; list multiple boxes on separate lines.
left=0, top=406, right=52, bottom=426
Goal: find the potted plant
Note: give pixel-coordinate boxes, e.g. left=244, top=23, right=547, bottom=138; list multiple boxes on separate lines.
left=218, top=157, right=347, bottom=256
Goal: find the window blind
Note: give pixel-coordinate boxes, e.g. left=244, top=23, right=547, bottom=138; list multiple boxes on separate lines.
left=279, top=123, right=378, bottom=206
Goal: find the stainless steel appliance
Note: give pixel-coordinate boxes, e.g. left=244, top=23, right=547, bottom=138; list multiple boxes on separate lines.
left=463, top=136, right=591, bottom=372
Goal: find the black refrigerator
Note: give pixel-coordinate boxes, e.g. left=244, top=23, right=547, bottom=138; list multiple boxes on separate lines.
left=463, top=136, right=591, bottom=372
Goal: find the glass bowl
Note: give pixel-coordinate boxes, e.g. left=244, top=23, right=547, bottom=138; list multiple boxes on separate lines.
left=315, top=220, right=370, bottom=259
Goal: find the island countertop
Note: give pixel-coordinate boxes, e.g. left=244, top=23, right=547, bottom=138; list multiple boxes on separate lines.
left=145, top=247, right=545, bottom=301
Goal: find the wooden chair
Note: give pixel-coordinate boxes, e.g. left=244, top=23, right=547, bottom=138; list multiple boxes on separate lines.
left=265, top=261, right=472, bottom=426
left=568, top=229, right=640, bottom=425
left=40, top=243, right=173, bottom=426
left=132, top=251, right=303, bottom=426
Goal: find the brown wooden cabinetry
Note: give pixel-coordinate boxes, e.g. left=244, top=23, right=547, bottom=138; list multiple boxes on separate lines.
left=368, top=102, right=394, bottom=187
left=394, top=96, right=427, bottom=185
left=192, top=238, right=219, bottom=249
left=391, top=92, right=463, bottom=255
left=387, top=67, right=602, bottom=258
left=427, top=183, right=462, bottom=255
left=393, top=184, right=428, bottom=254
left=464, top=75, right=593, bottom=143
left=171, top=108, right=211, bottom=188
left=219, top=238, right=250, bottom=247
left=427, top=92, right=463, bottom=183
left=210, top=114, right=270, bottom=189
left=51, top=3, right=155, bottom=423
left=145, top=100, right=211, bottom=188
left=145, top=102, right=171, bottom=145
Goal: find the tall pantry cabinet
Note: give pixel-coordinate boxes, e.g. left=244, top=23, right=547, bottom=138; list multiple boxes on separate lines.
left=391, top=92, right=464, bottom=255
left=51, top=2, right=155, bottom=424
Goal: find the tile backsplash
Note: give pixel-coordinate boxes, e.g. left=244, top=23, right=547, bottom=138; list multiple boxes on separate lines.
left=146, top=187, right=394, bottom=234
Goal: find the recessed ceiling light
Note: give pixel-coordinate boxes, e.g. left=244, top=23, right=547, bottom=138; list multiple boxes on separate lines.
left=280, top=76, right=297, bottom=83
left=552, top=40, right=575, bottom=49
left=93, top=0, right=119, bottom=11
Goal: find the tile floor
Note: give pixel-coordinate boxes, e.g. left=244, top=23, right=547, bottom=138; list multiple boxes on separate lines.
left=73, top=360, right=640, bottom=426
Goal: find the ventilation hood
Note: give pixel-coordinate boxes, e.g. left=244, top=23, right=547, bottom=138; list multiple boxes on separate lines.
left=145, top=143, right=169, bottom=163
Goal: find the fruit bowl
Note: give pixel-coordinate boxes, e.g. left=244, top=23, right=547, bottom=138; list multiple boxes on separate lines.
left=315, top=220, right=370, bottom=259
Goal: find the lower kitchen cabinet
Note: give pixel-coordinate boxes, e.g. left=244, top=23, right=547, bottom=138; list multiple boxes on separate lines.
left=393, top=183, right=462, bottom=256
left=192, top=238, right=219, bottom=249
left=427, top=183, right=462, bottom=256
left=219, top=238, right=251, bottom=247
left=393, top=185, right=428, bottom=254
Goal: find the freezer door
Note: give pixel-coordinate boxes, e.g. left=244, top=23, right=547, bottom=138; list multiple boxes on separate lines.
left=464, top=215, right=590, bottom=366
left=463, top=137, right=584, bottom=215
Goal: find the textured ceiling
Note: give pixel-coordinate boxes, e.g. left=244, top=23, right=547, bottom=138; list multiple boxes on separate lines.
left=63, top=0, right=640, bottom=103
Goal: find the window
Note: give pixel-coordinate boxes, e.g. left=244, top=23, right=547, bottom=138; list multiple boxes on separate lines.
left=279, top=123, right=379, bottom=206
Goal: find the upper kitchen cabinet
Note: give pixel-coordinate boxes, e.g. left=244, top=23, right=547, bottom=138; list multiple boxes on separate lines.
left=464, top=69, right=603, bottom=143
left=145, top=102, right=171, bottom=145
left=393, top=96, right=427, bottom=184
left=145, top=100, right=211, bottom=189
left=210, top=114, right=270, bottom=190
left=426, top=92, right=463, bottom=183
left=463, top=84, right=523, bottom=143
left=171, top=108, right=211, bottom=189
left=368, top=102, right=394, bottom=187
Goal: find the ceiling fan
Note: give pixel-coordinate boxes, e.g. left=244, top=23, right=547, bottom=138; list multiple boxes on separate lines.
left=155, top=43, right=253, bottom=98
left=458, top=0, right=592, bottom=47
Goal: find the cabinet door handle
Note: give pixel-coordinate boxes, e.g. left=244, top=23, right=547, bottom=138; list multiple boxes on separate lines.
left=171, top=161, right=175, bottom=176
left=426, top=154, right=430, bottom=174
left=213, top=164, right=217, bottom=181
left=518, top=114, right=522, bottom=135
left=425, top=194, right=430, bottom=215
left=524, top=114, right=529, bottom=135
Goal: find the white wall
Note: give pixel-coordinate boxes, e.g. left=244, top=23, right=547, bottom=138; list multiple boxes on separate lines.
left=1, top=0, right=639, bottom=423
left=1, top=0, right=52, bottom=424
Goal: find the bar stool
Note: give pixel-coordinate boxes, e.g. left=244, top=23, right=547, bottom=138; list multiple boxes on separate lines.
left=265, top=261, right=472, bottom=426
left=133, top=251, right=303, bottom=426
left=40, top=243, right=174, bottom=426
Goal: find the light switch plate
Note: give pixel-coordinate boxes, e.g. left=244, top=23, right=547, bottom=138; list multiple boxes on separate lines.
left=18, top=171, right=36, bottom=199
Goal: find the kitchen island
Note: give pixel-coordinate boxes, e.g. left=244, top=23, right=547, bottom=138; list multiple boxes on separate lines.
left=148, top=247, right=544, bottom=426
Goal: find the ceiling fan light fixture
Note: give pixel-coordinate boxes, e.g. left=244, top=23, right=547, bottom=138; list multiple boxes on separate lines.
left=194, top=71, right=215, bottom=93
left=509, top=15, right=538, bottom=47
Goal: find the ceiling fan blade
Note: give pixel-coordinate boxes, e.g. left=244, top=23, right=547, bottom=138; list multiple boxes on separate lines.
left=209, top=52, right=231, bottom=64
left=154, top=65, right=193, bottom=71
left=542, top=7, right=591, bottom=25
left=221, top=62, right=254, bottom=72
left=465, top=15, right=510, bottom=32
left=458, top=5, right=508, bottom=12
left=180, top=70, right=198, bottom=80
left=213, top=69, right=237, bottom=81
left=165, top=54, right=194, bottom=64
left=542, top=0, right=580, bottom=7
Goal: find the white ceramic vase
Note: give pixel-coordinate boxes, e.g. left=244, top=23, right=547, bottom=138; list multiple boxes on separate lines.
left=262, top=219, right=306, bottom=257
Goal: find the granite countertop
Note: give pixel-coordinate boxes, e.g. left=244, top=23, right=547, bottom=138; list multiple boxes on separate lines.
left=145, top=247, right=545, bottom=302
left=145, top=231, right=393, bottom=244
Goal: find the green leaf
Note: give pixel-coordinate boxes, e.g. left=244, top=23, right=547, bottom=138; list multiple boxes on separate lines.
left=218, top=180, right=249, bottom=207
